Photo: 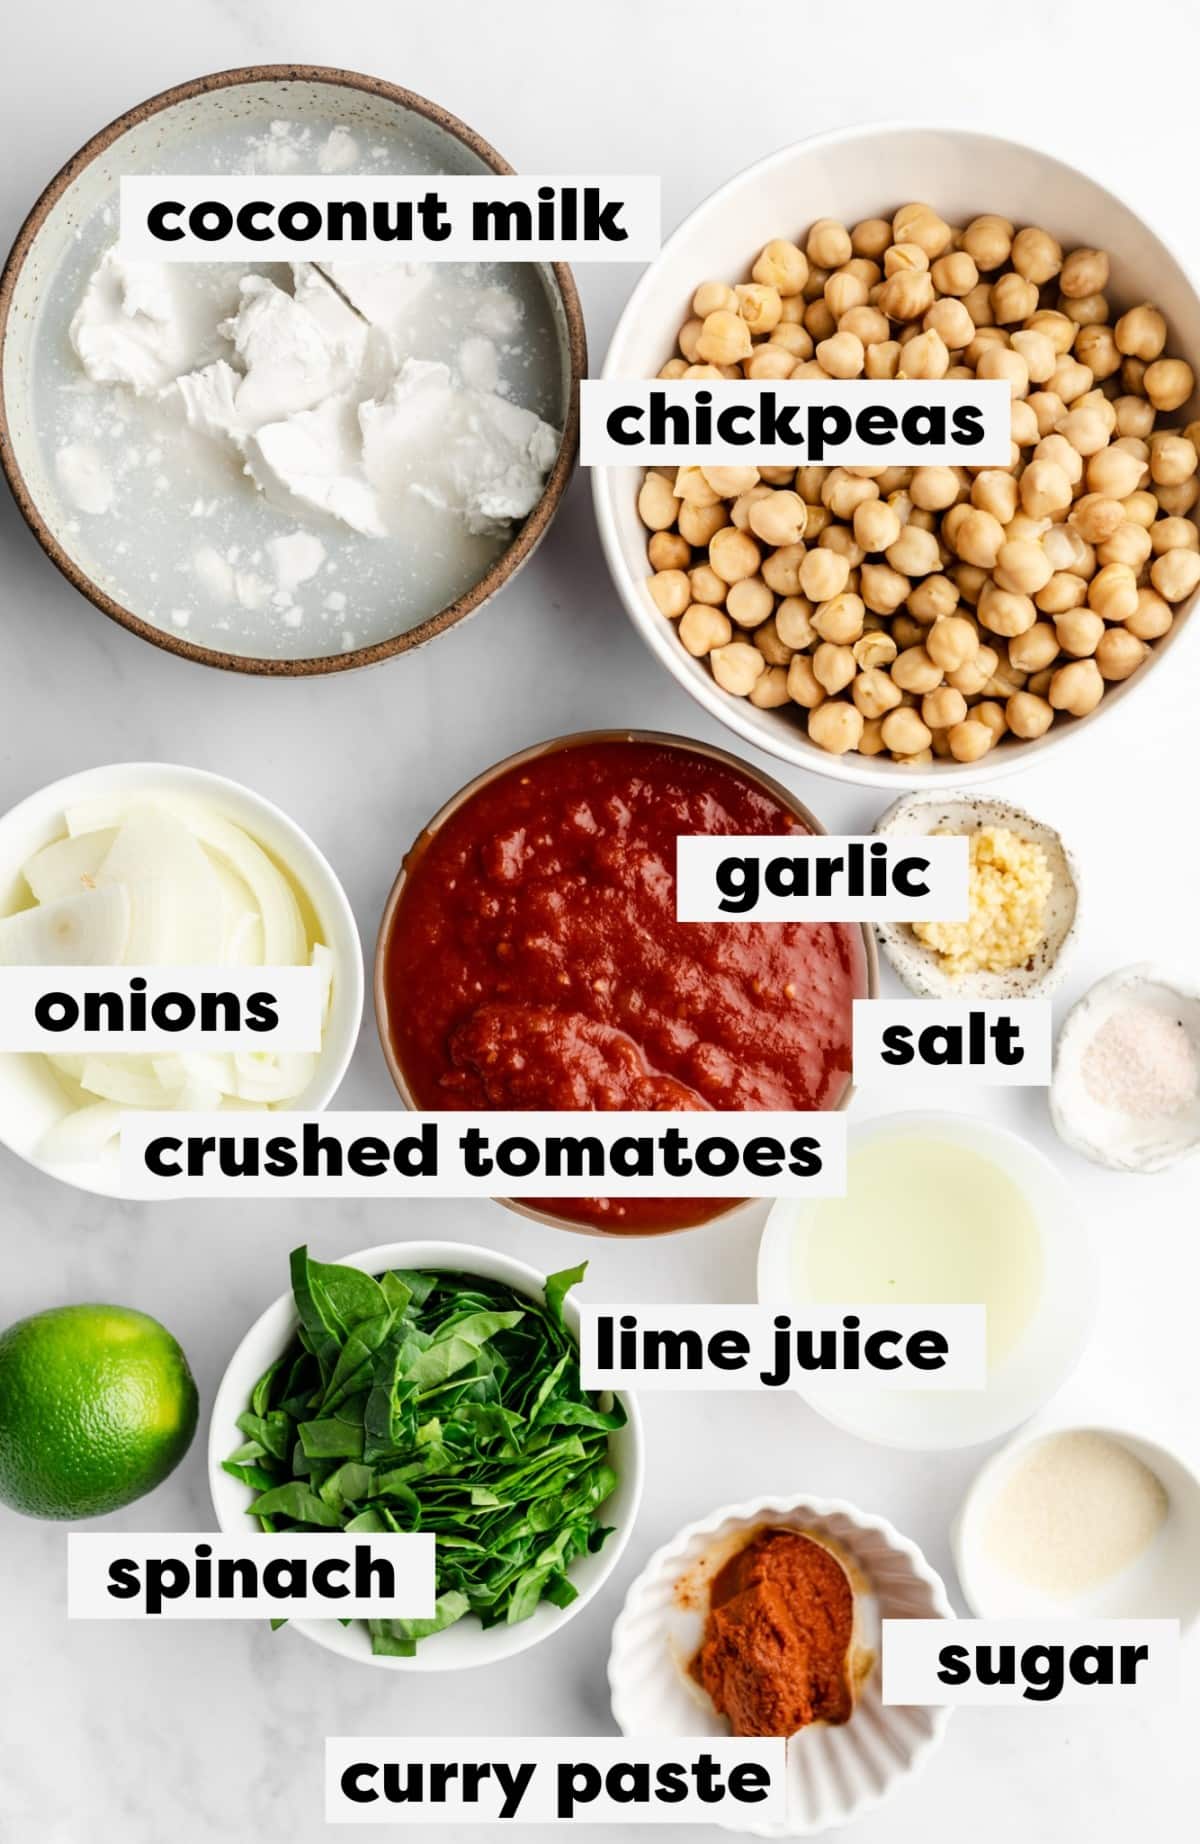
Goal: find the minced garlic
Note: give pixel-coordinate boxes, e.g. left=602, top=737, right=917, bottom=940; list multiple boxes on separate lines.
left=913, top=826, right=1052, bottom=977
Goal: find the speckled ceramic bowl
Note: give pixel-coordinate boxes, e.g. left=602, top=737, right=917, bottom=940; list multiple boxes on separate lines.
left=872, top=789, right=1080, bottom=999
left=608, top=1492, right=954, bottom=1836
left=0, top=65, right=585, bottom=674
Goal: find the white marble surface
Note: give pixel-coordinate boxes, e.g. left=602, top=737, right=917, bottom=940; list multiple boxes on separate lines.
left=1, top=2, right=1198, bottom=1839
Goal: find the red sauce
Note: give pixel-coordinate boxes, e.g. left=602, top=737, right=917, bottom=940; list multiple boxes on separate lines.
left=381, top=738, right=866, bottom=1232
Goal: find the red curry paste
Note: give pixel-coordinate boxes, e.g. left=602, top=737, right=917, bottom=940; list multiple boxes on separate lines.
left=381, top=737, right=865, bottom=1231
left=691, top=1527, right=857, bottom=1736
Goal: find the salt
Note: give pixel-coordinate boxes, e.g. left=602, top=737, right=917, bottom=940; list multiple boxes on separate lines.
left=1081, top=1002, right=1199, bottom=1120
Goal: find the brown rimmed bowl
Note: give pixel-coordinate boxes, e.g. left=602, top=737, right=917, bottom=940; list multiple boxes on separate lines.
left=0, top=65, right=586, bottom=676
left=374, top=728, right=879, bottom=1237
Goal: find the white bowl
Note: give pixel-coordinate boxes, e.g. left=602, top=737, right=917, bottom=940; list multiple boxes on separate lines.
left=873, top=788, right=1081, bottom=999
left=608, top=1492, right=953, bottom=1837
left=1050, top=963, right=1200, bottom=1172
left=593, top=122, right=1200, bottom=789
left=209, top=1239, right=643, bottom=1671
left=757, top=1111, right=1096, bottom=1450
left=953, top=1420, right=1200, bottom=1626
left=0, top=761, right=363, bottom=1196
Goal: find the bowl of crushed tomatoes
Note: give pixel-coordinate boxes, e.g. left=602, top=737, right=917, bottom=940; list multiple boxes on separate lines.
left=374, top=730, right=877, bottom=1235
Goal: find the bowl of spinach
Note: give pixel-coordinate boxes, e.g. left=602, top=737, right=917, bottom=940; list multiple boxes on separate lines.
left=208, top=1241, right=643, bottom=1669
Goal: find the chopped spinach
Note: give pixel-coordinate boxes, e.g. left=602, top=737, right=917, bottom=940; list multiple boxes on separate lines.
left=227, top=1247, right=622, bottom=1656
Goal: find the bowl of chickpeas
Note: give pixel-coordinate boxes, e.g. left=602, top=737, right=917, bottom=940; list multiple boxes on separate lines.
left=593, top=125, right=1200, bottom=784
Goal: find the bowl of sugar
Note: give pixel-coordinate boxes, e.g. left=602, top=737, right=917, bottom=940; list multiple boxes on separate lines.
left=0, top=66, right=585, bottom=673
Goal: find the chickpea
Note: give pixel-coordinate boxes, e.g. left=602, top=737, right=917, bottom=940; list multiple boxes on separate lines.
left=770, top=322, right=815, bottom=358
left=1070, top=493, right=1124, bottom=544
left=1043, top=522, right=1091, bottom=573
left=1114, top=394, right=1156, bottom=440
left=647, top=569, right=691, bottom=619
left=1035, top=432, right=1083, bottom=484
left=678, top=317, right=704, bottom=362
left=696, top=309, right=753, bottom=366
left=860, top=561, right=911, bottom=614
left=732, top=283, right=781, bottom=337
left=1145, top=358, right=1195, bottom=412
left=1097, top=522, right=1152, bottom=571
left=725, top=577, right=775, bottom=629
left=708, top=526, right=761, bottom=585
left=893, top=202, right=953, bottom=257
left=929, top=249, right=978, bottom=297
left=923, top=613, right=978, bottom=673
left=752, top=237, right=809, bottom=296
left=1010, top=225, right=1062, bottom=285
left=1095, top=628, right=1149, bottom=681
left=786, top=652, right=825, bottom=708
left=730, top=486, right=774, bottom=532
left=710, top=641, right=766, bottom=697
left=1057, top=245, right=1108, bottom=299
left=947, top=718, right=995, bottom=762
left=823, top=469, right=879, bottom=520
left=878, top=707, right=931, bottom=755
left=1114, top=303, right=1167, bottom=361
left=970, top=471, right=1018, bottom=526
left=948, top=642, right=999, bottom=697
left=805, top=217, right=854, bottom=269
left=755, top=618, right=794, bottom=667
left=762, top=543, right=807, bottom=596
left=883, top=240, right=930, bottom=278
left=892, top=644, right=944, bottom=694
left=692, top=281, right=737, bottom=318
left=909, top=466, right=961, bottom=512
left=921, top=685, right=968, bottom=729
left=1125, top=489, right=1161, bottom=530
left=979, top=582, right=1037, bottom=637
left=1074, top=324, right=1121, bottom=381
left=1122, top=355, right=1148, bottom=396
left=865, top=339, right=902, bottom=379
left=648, top=531, right=690, bottom=573
left=1087, top=445, right=1147, bottom=499
left=853, top=628, right=898, bottom=670
left=1151, top=515, right=1200, bottom=553
left=1087, top=562, right=1140, bottom=622
left=1056, top=405, right=1109, bottom=458
left=679, top=603, right=732, bottom=656
left=991, top=271, right=1039, bottom=324
left=1150, top=547, right=1200, bottom=602
left=808, top=699, right=865, bottom=755
left=924, top=296, right=975, bottom=351
left=1062, top=292, right=1110, bottom=328
left=1051, top=354, right=1094, bottom=403
left=774, top=597, right=816, bottom=650
left=1007, top=691, right=1055, bottom=738
left=853, top=498, right=902, bottom=553
left=1151, top=433, right=1199, bottom=487
left=749, top=665, right=791, bottom=709
left=879, top=270, right=936, bottom=320
left=747, top=490, right=808, bottom=548
left=995, top=539, right=1053, bottom=596
left=1009, top=621, right=1060, bottom=671
left=1054, top=609, right=1104, bottom=657
left=638, top=471, right=679, bottom=531
left=1050, top=657, right=1104, bottom=715
left=962, top=214, right=1013, bottom=271
left=1036, top=572, right=1088, bottom=615
left=812, top=641, right=857, bottom=695
left=792, top=546, right=846, bottom=603
left=1155, top=477, right=1200, bottom=516
left=1125, top=587, right=1173, bottom=640
left=816, top=330, right=866, bottom=379
left=689, top=562, right=728, bottom=605
left=898, top=328, right=950, bottom=380
left=1028, top=389, right=1068, bottom=437
left=1020, top=460, right=1073, bottom=519
left=908, top=574, right=960, bottom=623
left=823, top=271, right=867, bottom=322
left=1008, top=328, right=1056, bottom=384
left=983, top=658, right=1028, bottom=698
left=851, top=666, right=903, bottom=718
left=679, top=500, right=727, bottom=547
left=658, top=358, right=689, bottom=380
left=812, top=590, right=865, bottom=645
left=673, top=465, right=722, bottom=507
left=857, top=717, right=888, bottom=756
left=954, top=506, right=1007, bottom=567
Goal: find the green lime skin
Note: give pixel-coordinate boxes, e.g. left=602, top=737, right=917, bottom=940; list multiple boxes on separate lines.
left=0, top=1304, right=198, bottom=1520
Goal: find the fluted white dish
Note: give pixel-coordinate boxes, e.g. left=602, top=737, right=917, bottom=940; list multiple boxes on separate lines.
left=608, top=1492, right=953, bottom=1835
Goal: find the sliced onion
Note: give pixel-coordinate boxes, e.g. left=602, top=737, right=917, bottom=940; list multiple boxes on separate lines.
left=234, top=1050, right=317, bottom=1102
left=22, top=829, right=117, bottom=903
left=80, top=1057, right=176, bottom=1108
left=180, top=808, right=307, bottom=966
left=0, top=884, right=131, bottom=965
left=37, top=1101, right=123, bottom=1163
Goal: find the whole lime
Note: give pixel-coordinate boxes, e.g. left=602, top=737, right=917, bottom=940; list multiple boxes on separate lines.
left=0, top=1303, right=198, bottom=1520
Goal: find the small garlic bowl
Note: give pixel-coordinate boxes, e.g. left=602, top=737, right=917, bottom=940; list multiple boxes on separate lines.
left=872, top=788, right=1080, bottom=999
left=608, top=1492, right=953, bottom=1837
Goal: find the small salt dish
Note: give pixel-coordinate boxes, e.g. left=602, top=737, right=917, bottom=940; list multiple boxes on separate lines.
left=1050, top=963, right=1200, bottom=1172
left=873, top=789, right=1080, bottom=1000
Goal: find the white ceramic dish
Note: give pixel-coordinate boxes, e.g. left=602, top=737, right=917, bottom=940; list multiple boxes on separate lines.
left=593, top=123, right=1200, bottom=789
left=608, top=1492, right=953, bottom=1837
left=1051, top=963, right=1200, bottom=1171
left=0, top=761, right=363, bottom=1196
left=953, top=1419, right=1200, bottom=1626
left=209, top=1239, right=643, bottom=1672
left=873, top=788, right=1080, bottom=998
left=757, top=1111, right=1096, bottom=1450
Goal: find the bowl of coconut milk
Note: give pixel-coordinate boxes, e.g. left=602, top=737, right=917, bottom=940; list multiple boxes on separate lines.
left=0, top=67, right=584, bottom=672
